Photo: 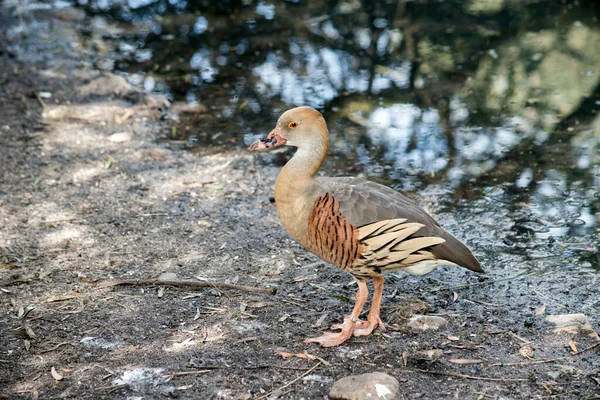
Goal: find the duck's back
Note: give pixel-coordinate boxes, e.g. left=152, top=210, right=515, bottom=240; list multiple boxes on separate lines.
left=309, top=177, right=482, bottom=274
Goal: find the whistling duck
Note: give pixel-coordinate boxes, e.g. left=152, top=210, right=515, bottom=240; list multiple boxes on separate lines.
left=249, top=106, right=482, bottom=347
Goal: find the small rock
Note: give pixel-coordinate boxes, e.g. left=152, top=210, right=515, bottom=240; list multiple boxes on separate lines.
left=403, top=349, right=444, bottom=365
left=546, top=314, right=599, bottom=340
left=555, top=364, right=583, bottom=375
left=108, top=132, right=132, bottom=143
left=337, top=348, right=363, bottom=360
left=157, top=272, right=178, bottom=281
left=546, top=370, right=561, bottom=380
left=406, top=315, right=448, bottom=331
left=144, top=93, right=171, bottom=108
left=329, top=372, right=399, bottom=400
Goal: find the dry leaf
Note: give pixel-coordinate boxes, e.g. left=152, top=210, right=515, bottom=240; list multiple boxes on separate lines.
left=535, top=305, right=546, bottom=316
left=313, top=312, right=329, bottom=327
left=452, top=291, right=458, bottom=302
left=51, top=366, right=64, bottom=381
left=448, top=359, right=483, bottom=364
left=44, top=295, right=79, bottom=303
left=105, top=155, right=116, bottom=169
left=569, top=340, right=578, bottom=353
left=25, top=326, right=36, bottom=339
left=238, top=182, right=253, bottom=195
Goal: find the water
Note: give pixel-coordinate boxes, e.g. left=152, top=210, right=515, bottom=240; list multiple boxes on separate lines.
left=76, top=0, right=598, bottom=269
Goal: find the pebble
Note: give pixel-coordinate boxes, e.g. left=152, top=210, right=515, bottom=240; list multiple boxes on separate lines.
left=546, top=314, right=599, bottom=340
left=329, top=372, right=399, bottom=400
left=405, top=315, right=449, bottom=331
left=108, top=132, right=132, bottom=142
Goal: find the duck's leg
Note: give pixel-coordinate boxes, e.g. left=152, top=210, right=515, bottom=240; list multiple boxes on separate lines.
left=304, top=279, right=368, bottom=347
left=353, top=275, right=385, bottom=336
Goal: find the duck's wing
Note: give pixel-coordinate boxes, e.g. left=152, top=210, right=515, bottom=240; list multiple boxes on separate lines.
left=316, top=177, right=482, bottom=273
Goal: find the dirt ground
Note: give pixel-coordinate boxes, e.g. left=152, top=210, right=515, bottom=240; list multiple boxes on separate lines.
left=1, top=4, right=599, bottom=400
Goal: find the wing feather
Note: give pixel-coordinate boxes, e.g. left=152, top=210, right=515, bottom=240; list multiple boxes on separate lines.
left=316, top=177, right=482, bottom=272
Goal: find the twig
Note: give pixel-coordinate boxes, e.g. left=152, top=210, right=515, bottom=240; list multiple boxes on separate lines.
left=466, top=299, right=504, bottom=307
left=428, top=272, right=538, bottom=292
left=0, top=274, right=39, bottom=287
left=34, top=92, right=47, bottom=111
left=401, top=367, right=528, bottom=382
left=96, top=279, right=276, bottom=295
left=167, top=369, right=211, bottom=381
left=275, top=350, right=330, bottom=366
left=256, top=361, right=322, bottom=400
left=37, top=342, right=75, bottom=354
left=488, top=342, right=600, bottom=367
left=95, top=383, right=129, bottom=392
left=508, top=331, right=533, bottom=345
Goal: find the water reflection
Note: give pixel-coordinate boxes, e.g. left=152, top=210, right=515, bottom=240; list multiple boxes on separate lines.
left=74, top=0, right=599, bottom=266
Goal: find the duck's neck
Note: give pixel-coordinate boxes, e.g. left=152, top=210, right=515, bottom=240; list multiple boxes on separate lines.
left=274, top=137, right=328, bottom=248
left=275, top=137, right=328, bottom=196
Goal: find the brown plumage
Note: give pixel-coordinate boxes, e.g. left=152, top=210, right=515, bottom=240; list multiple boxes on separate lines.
left=249, top=106, right=482, bottom=347
left=308, top=193, right=361, bottom=271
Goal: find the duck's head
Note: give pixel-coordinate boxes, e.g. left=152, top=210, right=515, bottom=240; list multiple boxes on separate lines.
left=249, top=106, right=328, bottom=151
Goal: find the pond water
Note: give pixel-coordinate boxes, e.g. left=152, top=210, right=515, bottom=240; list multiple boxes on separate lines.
left=76, top=0, right=598, bottom=269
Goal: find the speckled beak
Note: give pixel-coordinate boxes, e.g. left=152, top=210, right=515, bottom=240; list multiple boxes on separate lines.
left=249, top=127, right=287, bottom=151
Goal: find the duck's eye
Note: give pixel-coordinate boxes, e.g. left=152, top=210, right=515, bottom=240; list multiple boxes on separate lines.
left=288, top=121, right=299, bottom=129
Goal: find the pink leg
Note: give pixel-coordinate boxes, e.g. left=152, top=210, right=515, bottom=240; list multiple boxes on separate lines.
left=304, top=279, right=368, bottom=347
left=353, top=276, right=385, bottom=337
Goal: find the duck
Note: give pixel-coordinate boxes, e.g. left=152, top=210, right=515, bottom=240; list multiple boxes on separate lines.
left=249, top=106, right=482, bottom=347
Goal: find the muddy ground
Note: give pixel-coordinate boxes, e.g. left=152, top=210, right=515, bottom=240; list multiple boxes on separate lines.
left=1, top=4, right=599, bottom=400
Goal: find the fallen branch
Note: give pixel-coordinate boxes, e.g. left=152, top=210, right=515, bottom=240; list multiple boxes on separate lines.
left=256, top=361, right=322, bottom=400
left=96, top=279, right=277, bottom=295
left=401, top=367, right=528, bottom=382
left=488, top=342, right=600, bottom=367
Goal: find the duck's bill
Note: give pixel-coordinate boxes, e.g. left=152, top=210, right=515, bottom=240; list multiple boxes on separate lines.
left=248, top=127, right=287, bottom=151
